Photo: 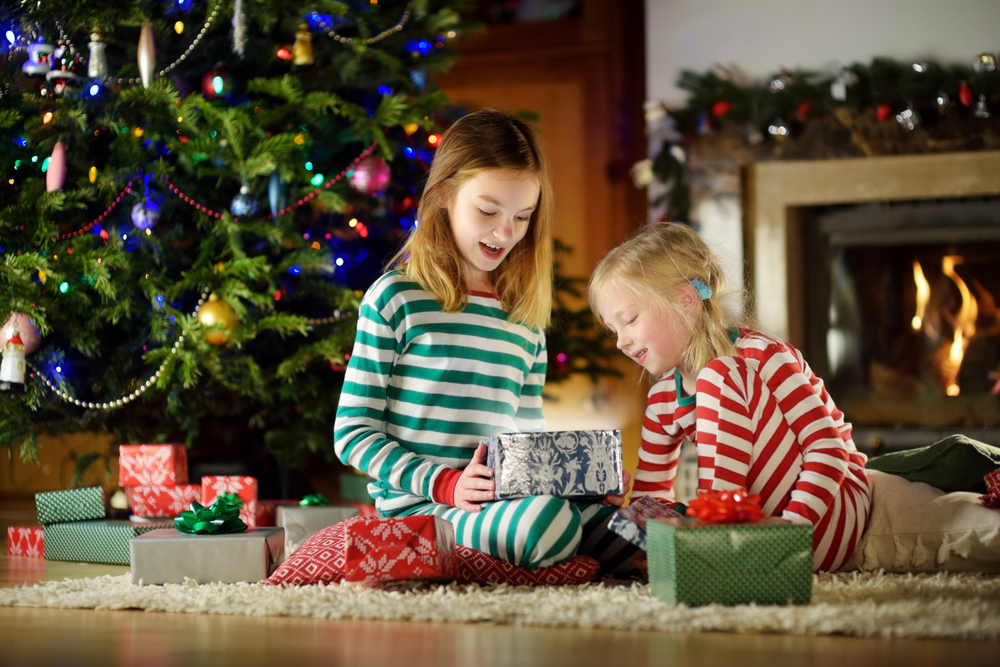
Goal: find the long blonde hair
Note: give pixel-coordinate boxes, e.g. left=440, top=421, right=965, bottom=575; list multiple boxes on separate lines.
left=387, top=109, right=554, bottom=331
left=588, top=222, right=745, bottom=380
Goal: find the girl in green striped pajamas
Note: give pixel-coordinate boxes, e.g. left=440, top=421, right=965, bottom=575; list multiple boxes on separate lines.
left=334, top=109, right=636, bottom=572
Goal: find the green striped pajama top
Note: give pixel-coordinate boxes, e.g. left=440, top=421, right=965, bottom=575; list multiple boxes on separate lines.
left=334, top=271, right=547, bottom=515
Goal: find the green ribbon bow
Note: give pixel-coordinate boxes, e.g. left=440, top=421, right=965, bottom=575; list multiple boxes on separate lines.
left=216, top=492, right=244, bottom=508
left=174, top=496, right=248, bottom=534
left=300, top=493, right=329, bottom=506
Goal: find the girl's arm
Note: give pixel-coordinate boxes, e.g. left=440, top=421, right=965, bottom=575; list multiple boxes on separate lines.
left=334, top=298, right=457, bottom=504
left=758, top=345, right=851, bottom=526
left=630, top=378, right=685, bottom=501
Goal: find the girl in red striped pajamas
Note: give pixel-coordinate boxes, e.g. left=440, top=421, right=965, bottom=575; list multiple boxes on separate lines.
left=588, top=222, right=870, bottom=572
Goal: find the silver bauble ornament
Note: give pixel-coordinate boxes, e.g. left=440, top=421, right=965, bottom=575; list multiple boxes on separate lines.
left=230, top=184, right=259, bottom=217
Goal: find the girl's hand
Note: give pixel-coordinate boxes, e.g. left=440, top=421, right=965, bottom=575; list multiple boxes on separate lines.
left=602, top=469, right=632, bottom=507
left=455, top=443, right=495, bottom=513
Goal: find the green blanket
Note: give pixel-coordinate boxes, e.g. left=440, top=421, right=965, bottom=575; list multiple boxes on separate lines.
left=864, top=434, right=1000, bottom=493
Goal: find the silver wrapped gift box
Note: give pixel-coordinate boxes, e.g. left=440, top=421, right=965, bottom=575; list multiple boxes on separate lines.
left=276, top=504, right=360, bottom=553
left=129, top=527, right=284, bottom=585
left=485, top=429, right=624, bottom=500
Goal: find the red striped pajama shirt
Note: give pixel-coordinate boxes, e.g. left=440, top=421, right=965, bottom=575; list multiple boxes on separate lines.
left=631, top=328, right=871, bottom=572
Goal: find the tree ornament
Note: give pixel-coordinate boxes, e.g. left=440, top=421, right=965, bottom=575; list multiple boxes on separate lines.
left=23, top=36, right=54, bottom=76
left=201, top=65, right=230, bottom=98
left=959, top=82, right=974, bottom=107
left=3, top=312, right=42, bottom=355
left=197, top=294, right=239, bottom=346
left=268, top=170, right=287, bottom=218
left=0, top=332, right=26, bottom=393
left=137, top=21, right=155, bottom=89
left=975, top=53, right=997, bottom=74
left=230, top=183, right=259, bottom=217
left=293, top=23, right=313, bottom=66
left=895, top=104, right=921, bottom=131
left=710, top=100, right=732, bottom=118
left=766, top=118, right=790, bottom=141
left=232, top=0, right=247, bottom=57
left=936, top=92, right=950, bottom=114
left=875, top=103, right=893, bottom=122
left=46, top=142, right=66, bottom=192
left=87, top=28, right=107, bottom=78
left=768, top=75, right=790, bottom=93
left=131, top=199, right=160, bottom=229
left=276, top=46, right=293, bottom=60
left=974, top=95, right=991, bottom=119
left=46, top=42, right=80, bottom=94
left=349, top=156, right=392, bottom=196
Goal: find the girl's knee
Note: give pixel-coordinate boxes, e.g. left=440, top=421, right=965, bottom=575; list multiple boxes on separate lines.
left=515, top=496, right=582, bottom=569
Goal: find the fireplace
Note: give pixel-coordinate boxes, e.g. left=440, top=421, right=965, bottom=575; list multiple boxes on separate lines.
left=743, top=150, right=1000, bottom=453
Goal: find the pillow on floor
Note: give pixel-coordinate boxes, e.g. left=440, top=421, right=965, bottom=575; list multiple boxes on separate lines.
left=841, top=469, right=1000, bottom=574
left=267, top=516, right=600, bottom=586
left=865, top=434, right=1000, bottom=493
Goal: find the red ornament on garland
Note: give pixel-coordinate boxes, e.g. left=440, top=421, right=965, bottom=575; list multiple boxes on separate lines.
left=796, top=101, right=812, bottom=123
left=959, top=82, right=974, bottom=107
left=875, top=103, right=892, bottom=122
left=710, top=100, right=732, bottom=117
left=349, top=156, right=392, bottom=196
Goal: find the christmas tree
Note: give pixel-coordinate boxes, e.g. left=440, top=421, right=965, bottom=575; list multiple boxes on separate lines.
left=0, top=0, right=480, bottom=473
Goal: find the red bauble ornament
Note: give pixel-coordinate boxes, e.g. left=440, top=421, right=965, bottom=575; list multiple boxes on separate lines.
left=276, top=46, right=293, bottom=61
left=796, top=101, right=812, bottom=123
left=201, top=67, right=230, bottom=99
left=710, top=100, right=732, bottom=118
left=876, top=103, right=892, bottom=122
left=959, top=82, right=974, bottom=107
left=349, top=156, right=392, bottom=196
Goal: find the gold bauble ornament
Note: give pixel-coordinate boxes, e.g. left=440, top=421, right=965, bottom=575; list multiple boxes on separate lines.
left=197, top=293, right=239, bottom=345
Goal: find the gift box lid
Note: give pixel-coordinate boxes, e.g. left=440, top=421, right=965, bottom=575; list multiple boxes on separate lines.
left=129, top=527, right=284, bottom=585
left=35, top=486, right=106, bottom=525
left=485, top=429, right=624, bottom=500
left=646, top=517, right=813, bottom=606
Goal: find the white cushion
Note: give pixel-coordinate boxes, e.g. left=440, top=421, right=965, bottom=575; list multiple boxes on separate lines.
left=841, top=469, right=1000, bottom=573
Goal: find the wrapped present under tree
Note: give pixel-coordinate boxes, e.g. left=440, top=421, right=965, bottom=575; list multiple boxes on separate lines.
left=35, top=486, right=106, bottom=525
left=130, top=527, right=285, bottom=585
left=343, top=516, right=457, bottom=585
left=7, top=525, right=44, bottom=558
left=44, top=519, right=172, bottom=565
left=118, top=444, right=188, bottom=487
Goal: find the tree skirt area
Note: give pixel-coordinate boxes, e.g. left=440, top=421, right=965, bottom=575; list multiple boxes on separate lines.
left=2, top=571, right=999, bottom=640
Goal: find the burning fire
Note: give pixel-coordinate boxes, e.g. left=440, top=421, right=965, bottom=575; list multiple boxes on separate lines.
left=913, top=256, right=980, bottom=396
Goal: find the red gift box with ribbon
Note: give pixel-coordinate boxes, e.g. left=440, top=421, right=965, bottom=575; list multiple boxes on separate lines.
left=343, top=516, right=458, bottom=585
left=201, top=476, right=259, bottom=526
left=7, top=525, right=44, bottom=558
left=118, top=444, right=188, bottom=487
left=126, top=484, right=202, bottom=518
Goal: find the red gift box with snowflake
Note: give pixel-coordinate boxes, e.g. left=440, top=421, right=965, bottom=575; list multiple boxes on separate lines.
left=125, top=484, right=202, bottom=518
left=7, top=525, right=44, bottom=558
left=343, top=516, right=458, bottom=584
left=201, top=476, right=259, bottom=526
left=118, top=444, right=189, bottom=487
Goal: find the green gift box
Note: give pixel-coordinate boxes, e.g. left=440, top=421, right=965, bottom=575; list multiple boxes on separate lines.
left=35, top=486, right=106, bottom=525
left=647, top=517, right=813, bottom=606
left=44, top=520, right=172, bottom=565
left=339, top=471, right=375, bottom=504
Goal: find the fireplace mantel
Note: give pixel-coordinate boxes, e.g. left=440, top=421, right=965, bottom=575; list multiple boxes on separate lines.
left=743, top=150, right=1000, bottom=348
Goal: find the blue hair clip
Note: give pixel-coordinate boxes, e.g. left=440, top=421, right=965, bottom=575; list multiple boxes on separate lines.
left=690, top=278, right=713, bottom=300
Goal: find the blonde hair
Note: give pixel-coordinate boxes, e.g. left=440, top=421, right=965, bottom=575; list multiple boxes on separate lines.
left=588, top=222, right=745, bottom=380
left=387, top=109, right=554, bottom=331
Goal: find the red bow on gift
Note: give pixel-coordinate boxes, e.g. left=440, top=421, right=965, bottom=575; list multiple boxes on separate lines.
left=685, top=488, right=766, bottom=524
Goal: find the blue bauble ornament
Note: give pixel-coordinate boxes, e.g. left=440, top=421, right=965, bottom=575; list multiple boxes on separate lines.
left=230, top=184, right=259, bottom=217
left=268, top=171, right=287, bottom=218
left=131, top=200, right=160, bottom=229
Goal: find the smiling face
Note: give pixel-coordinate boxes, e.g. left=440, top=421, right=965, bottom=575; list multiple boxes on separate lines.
left=447, top=169, right=540, bottom=293
left=596, top=282, right=694, bottom=377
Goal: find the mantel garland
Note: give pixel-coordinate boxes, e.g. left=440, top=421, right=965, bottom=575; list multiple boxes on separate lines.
left=642, top=55, right=1000, bottom=222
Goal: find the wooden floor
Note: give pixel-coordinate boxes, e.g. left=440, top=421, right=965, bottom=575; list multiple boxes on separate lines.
left=0, top=555, right=995, bottom=666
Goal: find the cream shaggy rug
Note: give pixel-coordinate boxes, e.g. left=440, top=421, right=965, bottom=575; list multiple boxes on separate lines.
left=2, top=571, right=999, bottom=641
